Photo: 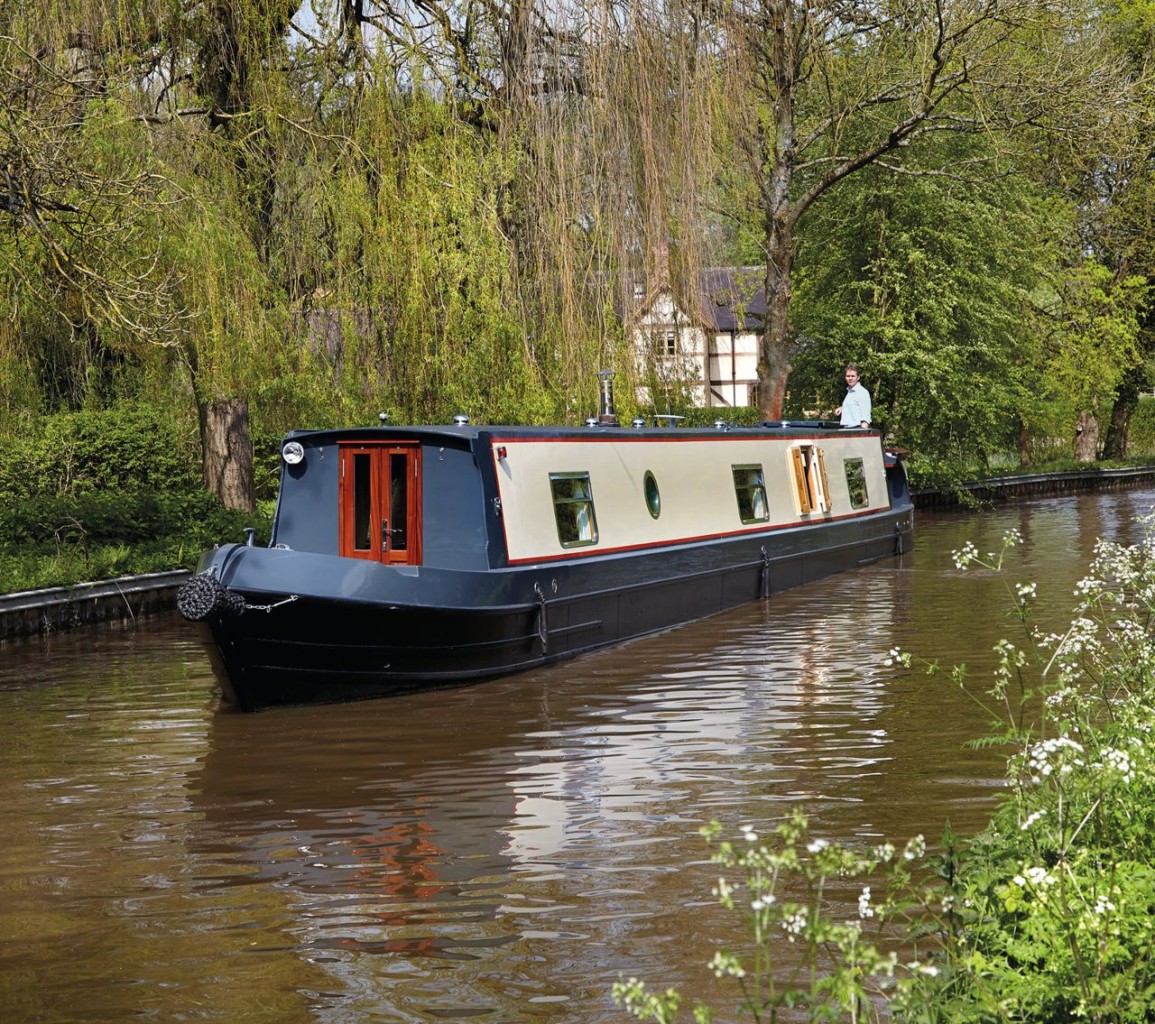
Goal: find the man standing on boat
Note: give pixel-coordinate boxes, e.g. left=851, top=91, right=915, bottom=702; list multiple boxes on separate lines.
left=837, top=364, right=871, bottom=429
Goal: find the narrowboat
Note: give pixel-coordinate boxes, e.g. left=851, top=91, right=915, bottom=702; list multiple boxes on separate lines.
left=179, top=390, right=914, bottom=711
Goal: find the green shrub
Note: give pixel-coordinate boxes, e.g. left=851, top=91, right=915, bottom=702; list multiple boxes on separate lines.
left=637, top=407, right=771, bottom=428
left=1127, top=396, right=1155, bottom=456
left=0, top=406, right=200, bottom=502
left=0, top=404, right=273, bottom=591
left=0, top=491, right=268, bottom=550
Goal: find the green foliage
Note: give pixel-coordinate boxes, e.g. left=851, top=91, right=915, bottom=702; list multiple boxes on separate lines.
left=0, top=406, right=200, bottom=502
left=0, top=491, right=268, bottom=593
left=1126, top=396, right=1155, bottom=455
left=0, top=491, right=263, bottom=549
left=1038, top=260, right=1147, bottom=414
left=0, top=405, right=269, bottom=591
left=633, top=407, right=767, bottom=428
left=891, top=527, right=1155, bottom=1021
left=614, top=814, right=937, bottom=1024
left=791, top=159, right=1060, bottom=482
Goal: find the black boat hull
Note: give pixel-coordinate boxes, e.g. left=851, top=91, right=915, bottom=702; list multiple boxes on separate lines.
left=197, top=509, right=912, bottom=710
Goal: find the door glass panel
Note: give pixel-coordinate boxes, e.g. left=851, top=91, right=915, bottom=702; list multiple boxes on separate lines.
left=389, top=452, right=408, bottom=552
left=353, top=453, right=372, bottom=551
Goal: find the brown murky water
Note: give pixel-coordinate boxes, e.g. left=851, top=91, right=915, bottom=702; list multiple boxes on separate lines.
left=2, top=489, right=1153, bottom=1023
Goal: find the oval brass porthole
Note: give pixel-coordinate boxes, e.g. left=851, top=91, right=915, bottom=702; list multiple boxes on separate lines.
left=644, top=470, right=661, bottom=519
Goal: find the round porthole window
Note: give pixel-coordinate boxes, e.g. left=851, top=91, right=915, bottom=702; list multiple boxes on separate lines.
left=644, top=470, right=661, bottom=519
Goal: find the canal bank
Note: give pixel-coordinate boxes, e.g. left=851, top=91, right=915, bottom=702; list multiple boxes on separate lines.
left=912, top=463, right=1155, bottom=509
left=0, top=570, right=190, bottom=642
left=3, top=464, right=1154, bottom=642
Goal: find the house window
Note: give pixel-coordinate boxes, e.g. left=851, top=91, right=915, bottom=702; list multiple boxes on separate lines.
left=664, top=330, right=676, bottom=355
left=845, top=458, right=869, bottom=509
left=732, top=465, right=768, bottom=523
left=550, top=473, right=598, bottom=547
left=788, top=445, right=830, bottom=514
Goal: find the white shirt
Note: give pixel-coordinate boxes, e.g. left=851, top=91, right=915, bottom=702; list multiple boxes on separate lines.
left=840, top=383, right=871, bottom=428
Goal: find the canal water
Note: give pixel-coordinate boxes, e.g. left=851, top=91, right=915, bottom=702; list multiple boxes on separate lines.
left=2, top=489, right=1153, bottom=1023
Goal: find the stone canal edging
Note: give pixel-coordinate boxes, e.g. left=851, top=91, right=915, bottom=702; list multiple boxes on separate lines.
left=0, top=570, right=191, bottom=643
left=3, top=465, right=1155, bottom=641
left=911, top=464, right=1155, bottom=509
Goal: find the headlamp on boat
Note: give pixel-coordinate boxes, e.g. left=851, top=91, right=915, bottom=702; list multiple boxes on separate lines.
left=281, top=441, right=306, bottom=466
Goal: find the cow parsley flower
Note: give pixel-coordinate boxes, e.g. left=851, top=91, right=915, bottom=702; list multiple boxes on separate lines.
left=1020, top=809, right=1047, bottom=830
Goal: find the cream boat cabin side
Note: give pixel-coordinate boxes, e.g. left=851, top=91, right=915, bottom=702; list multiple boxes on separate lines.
left=179, top=417, right=913, bottom=711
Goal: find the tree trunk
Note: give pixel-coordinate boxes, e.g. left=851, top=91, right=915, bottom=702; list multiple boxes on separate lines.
left=1074, top=409, right=1099, bottom=463
left=751, top=0, right=801, bottom=422
left=200, top=398, right=255, bottom=512
left=1017, top=417, right=1031, bottom=466
left=757, top=258, right=794, bottom=422
left=1102, top=365, right=1144, bottom=459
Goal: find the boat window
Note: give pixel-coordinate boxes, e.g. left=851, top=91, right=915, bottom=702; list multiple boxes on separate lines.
left=732, top=465, right=769, bottom=523
left=789, top=445, right=831, bottom=514
left=644, top=470, right=661, bottom=519
left=550, top=473, right=598, bottom=547
left=845, top=457, right=869, bottom=509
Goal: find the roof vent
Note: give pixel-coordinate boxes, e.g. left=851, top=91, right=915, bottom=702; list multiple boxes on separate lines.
left=585, top=417, right=599, bottom=427
left=452, top=414, right=470, bottom=426
left=632, top=417, right=646, bottom=428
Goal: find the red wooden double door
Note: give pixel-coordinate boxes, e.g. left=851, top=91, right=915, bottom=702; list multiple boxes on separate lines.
left=339, top=442, right=423, bottom=565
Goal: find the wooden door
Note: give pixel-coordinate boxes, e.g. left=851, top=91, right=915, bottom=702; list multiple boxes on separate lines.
left=339, top=442, right=422, bottom=564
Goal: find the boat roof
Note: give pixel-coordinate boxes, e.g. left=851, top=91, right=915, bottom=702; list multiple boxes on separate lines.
left=284, top=419, right=863, bottom=445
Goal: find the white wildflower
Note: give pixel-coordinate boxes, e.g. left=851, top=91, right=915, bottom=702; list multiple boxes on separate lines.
left=1020, top=809, right=1047, bottom=831
left=903, top=835, right=926, bottom=861
left=952, top=542, right=979, bottom=569
left=872, top=842, right=896, bottom=863
left=1099, top=747, right=1134, bottom=784
left=905, top=961, right=940, bottom=977
left=709, top=951, right=746, bottom=979
left=782, top=907, right=808, bottom=941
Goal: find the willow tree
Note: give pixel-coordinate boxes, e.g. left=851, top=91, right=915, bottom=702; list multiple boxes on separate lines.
left=0, top=1, right=290, bottom=508
left=708, top=0, right=1136, bottom=420
left=0, top=7, right=189, bottom=429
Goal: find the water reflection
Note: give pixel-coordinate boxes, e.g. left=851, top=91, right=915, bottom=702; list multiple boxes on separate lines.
left=3, top=488, right=1155, bottom=1023
left=181, top=550, right=925, bottom=1021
